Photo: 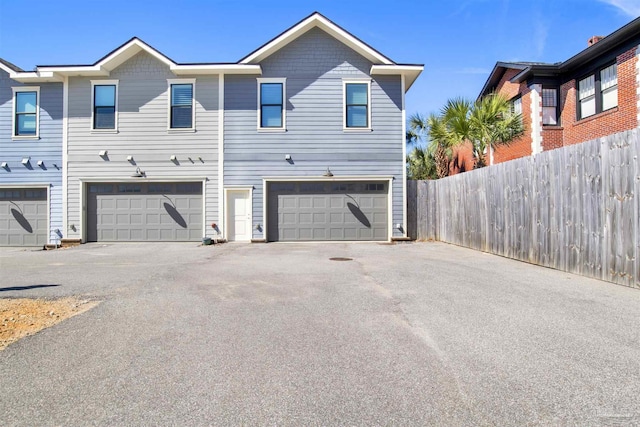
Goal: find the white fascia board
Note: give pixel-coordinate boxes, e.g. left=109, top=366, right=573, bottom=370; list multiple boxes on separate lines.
left=370, top=65, right=424, bottom=91
left=36, top=65, right=109, bottom=77
left=240, top=14, right=394, bottom=65
left=8, top=71, right=64, bottom=82
left=172, top=64, right=262, bottom=75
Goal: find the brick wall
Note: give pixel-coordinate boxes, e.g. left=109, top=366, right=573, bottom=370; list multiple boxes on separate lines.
left=541, top=127, right=564, bottom=151
left=450, top=142, right=475, bottom=175
left=560, top=46, right=638, bottom=145
left=493, top=82, right=533, bottom=164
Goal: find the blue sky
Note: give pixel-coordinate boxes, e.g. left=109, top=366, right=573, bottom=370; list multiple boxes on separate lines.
left=1, top=0, right=639, bottom=117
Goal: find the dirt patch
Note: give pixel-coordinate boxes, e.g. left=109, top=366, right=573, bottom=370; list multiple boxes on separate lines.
left=0, top=297, right=99, bottom=350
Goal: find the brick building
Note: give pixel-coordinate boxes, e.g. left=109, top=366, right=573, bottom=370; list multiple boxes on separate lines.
left=478, top=17, right=640, bottom=165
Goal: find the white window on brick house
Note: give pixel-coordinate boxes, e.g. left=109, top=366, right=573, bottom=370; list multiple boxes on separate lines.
left=542, top=88, right=558, bottom=125
left=511, top=96, right=522, bottom=115
left=579, top=75, right=596, bottom=119
left=601, top=63, right=618, bottom=111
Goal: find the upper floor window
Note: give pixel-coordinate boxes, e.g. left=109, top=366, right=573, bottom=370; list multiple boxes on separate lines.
left=168, top=79, right=195, bottom=130
left=344, top=81, right=370, bottom=129
left=601, top=63, right=618, bottom=111
left=579, top=75, right=596, bottom=118
left=13, top=87, right=40, bottom=138
left=542, top=88, right=558, bottom=125
left=578, top=63, right=617, bottom=120
left=511, top=96, right=522, bottom=115
left=257, top=78, right=286, bottom=130
left=92, top=80, right=118, bottom=130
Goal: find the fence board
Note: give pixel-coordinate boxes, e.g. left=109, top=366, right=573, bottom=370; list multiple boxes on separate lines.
left=408, top=129, right=639, bottom=288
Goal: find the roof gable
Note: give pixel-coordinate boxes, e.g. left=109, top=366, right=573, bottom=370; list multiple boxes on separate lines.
left=239, top=12, right=395, bottom=65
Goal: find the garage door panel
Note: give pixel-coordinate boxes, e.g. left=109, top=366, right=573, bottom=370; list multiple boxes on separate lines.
left=0, top=188, right=48, bottom=246
left=87, top=182, right=202, bottom=242
left=268, top=181, right=388, bottom=242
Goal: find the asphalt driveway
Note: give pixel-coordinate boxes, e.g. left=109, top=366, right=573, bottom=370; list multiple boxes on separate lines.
left=1, top=242, right=639, bottom=425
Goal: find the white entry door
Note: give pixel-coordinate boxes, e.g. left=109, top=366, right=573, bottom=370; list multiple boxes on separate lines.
left=226, top=189, right=251, bottom=241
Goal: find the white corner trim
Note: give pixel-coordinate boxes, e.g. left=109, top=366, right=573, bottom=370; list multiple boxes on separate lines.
left=62, top=76, right=69, bottom=238
left=530, top=84, right=543, bottom=155
left=218, top=74, right=225, bottom=237
left=401, top=74, right=407, bottom=238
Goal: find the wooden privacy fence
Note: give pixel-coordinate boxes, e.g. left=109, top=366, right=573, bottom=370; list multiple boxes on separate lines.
left=407, top=129, right=640, bottom=288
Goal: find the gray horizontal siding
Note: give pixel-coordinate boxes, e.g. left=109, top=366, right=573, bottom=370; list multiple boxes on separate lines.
left=67, top=52, right=220, bottom=240
left=224, top=28, right=404, bottom=239
left=0, top=70, right=63, bottom=243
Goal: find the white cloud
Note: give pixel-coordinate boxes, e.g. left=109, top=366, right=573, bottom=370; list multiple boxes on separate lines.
left=598, top=0, right=640, bottom=17
left=533, top=15, right=549, bottom=57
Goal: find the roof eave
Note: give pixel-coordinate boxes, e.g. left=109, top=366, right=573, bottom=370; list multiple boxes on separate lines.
left=561, top=16, right=640, bottom=72
left=370, top=64, right=424, bottom=91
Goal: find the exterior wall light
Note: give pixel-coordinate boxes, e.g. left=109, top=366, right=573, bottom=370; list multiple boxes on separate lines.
left=99, top=150, right=108, bottom=157
left=21, top=157, right=30, bottom=165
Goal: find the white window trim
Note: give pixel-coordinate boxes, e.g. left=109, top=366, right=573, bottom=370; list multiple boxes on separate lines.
left=343, top=79, right=372, bottom=132
left=257, top=77, right=286, bottom=132
left=90, top=79, right=119, bottom=133
left=167, top=78, right=196, bottom=132
left=12, top=86, right=40, bottom=140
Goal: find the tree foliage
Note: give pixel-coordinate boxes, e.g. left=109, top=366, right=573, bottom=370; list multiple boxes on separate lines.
left=407, top=93, right=524, bottom=178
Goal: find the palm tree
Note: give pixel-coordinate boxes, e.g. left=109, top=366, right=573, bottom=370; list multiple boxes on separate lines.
left=408, top=112, right=458, bottom=179
left=406, top=146, right=438, bottom=180
left=469, top=93, right=524, bottom=168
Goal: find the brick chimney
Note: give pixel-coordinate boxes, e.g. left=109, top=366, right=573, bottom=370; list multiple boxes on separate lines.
left=588, top=36, right=604, bottom=46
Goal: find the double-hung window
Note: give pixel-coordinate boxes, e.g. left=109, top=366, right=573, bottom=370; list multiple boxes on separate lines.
left=578, top=63, right=617, bottom=120
left=601, top=64, right=618, bottom=111
left=13, top=87, right=40, bottom=138
left=344, top=80, right=370, bottom=129
left=168, top=79, right=195, bottom=130
left=92, top=80, right=118, bottom=130
left=257, top=78, right=286, bottom=130
left=511, top=96, right=522, bottom=115
left=542, top=88, right=558, bottom=125
left=578, top=75, right=596, bottom=119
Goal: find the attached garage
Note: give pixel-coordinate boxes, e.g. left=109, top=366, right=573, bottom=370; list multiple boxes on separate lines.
left=86, top=182, right=203, bottom=242
left=267, top=180, right=389, bottom=242
left=0, top=188, right=48, bottom=246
